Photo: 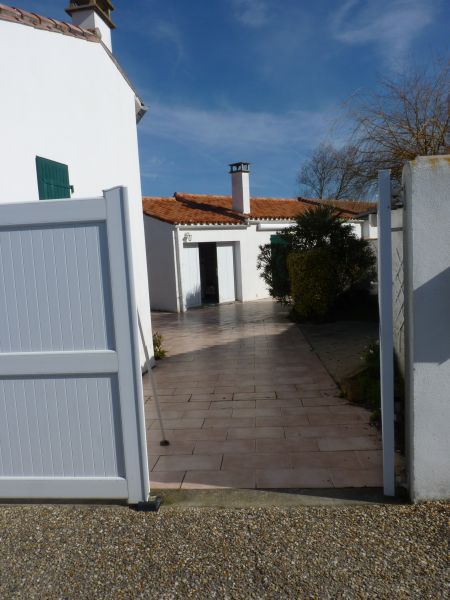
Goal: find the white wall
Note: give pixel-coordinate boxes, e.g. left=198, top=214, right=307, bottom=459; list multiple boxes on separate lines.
left=403, top=155, right=450, bottom=501
left=144, top=217, right=179, bottom=312
left=0, top=21, right=152, bottom=363
left=364, top=214, right=379, bottom=239
left=349, top=221, right=362, bottom=238
left=173, top=223, right=290, bottom=308
left=241, top=225, right=280, bottom=301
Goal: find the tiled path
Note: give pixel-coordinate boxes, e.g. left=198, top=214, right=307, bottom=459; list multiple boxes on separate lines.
left=144, top=300, right=382, bottom=490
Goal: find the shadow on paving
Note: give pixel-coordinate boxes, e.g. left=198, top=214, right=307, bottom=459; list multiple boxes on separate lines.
left=299, top=320, right=379, bottom=382
left=145, top=301, right=383, bottom=493
left=155, top=487, right=408, bottom=508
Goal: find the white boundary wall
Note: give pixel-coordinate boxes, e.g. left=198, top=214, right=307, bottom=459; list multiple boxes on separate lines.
left=0, top=188, right=149, bottom=503
left=402, top=156, right=450, bottom=501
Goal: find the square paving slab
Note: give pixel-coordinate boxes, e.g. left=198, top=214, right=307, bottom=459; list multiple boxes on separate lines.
left=144, top=300, right=382, bottom=490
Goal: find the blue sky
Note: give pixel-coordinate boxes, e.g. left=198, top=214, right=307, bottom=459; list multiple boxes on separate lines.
left=23, top=0, right=449, bottom=197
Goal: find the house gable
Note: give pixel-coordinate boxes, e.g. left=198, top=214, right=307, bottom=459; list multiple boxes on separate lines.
left=0, top=3, right=146, bottom=118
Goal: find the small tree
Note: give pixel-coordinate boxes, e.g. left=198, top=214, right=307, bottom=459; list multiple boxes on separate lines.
left=298, top=61, right=450, bottom=194
left=288, top=248, right=338, bottom=319
left=351, top=60, right=450, bottom=185
left=257, top=205, right=376, bottom=319
left=256, top=238, right=291, bottom=303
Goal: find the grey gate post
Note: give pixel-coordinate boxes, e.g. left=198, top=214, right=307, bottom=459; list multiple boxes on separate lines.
left=377, top=170, right=396, bottom=496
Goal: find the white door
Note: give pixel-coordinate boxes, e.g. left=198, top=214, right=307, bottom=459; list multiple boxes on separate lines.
left=182, top=244, right=202, bottom=308
left=217, top=243, right=236, bottom=303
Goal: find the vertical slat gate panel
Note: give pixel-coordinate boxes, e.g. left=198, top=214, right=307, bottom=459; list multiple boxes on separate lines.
left=0, top=191, right=148, bottom=502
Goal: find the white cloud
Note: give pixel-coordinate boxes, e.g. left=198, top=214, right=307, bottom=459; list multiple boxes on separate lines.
left=140, top=155, right=170, bottom=180
left=150, top=20, right=186, bottom=63
left=231, top=0, right=270, bottom=28
left=330, top=0, right=437, bottom=69
left=140, top=102, right=335, bottom=153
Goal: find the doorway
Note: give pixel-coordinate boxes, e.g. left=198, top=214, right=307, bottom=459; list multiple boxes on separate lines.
left=199, top=242, right=219, bottom=304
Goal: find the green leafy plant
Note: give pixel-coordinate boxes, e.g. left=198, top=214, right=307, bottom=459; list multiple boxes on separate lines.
left=153, top=331, right=166, bottom=360
left=288, top=247, right=338, bottom=320
left=258, top=205, right=376, bottom=320
left=342, top=340, right=405, bottom=446
left=257, top=237, right=291, bottom=303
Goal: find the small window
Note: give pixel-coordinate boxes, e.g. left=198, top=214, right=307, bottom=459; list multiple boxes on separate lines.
left=36, top=156, right=73, bottom=200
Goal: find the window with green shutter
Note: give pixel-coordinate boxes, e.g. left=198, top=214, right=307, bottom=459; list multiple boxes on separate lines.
left=36, top=156, right=73, bottom=200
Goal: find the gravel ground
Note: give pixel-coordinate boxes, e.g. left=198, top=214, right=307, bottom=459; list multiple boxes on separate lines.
left=0, top=503, right=448, bottom=599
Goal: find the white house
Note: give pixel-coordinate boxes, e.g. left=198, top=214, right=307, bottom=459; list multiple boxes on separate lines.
left=143, top=162, right=376, bottom=312
left=0, top=1, right=153, bottom=361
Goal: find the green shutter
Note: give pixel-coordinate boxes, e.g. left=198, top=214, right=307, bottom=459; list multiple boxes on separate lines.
left=270, top=234, right=288, bottom=246
left=270, top=234, right=290, bottom=297
left=36, top=156, right=72, bottom=200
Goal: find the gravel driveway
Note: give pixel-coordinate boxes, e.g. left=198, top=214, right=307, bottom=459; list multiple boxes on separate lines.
left=0, top=502, right=448, bottom=599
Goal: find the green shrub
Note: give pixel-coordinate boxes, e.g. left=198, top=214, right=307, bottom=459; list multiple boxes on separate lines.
left=153, top=331, right=166, bottom=360
left=288, top=248, right=338, bottom=320
left=257, top=205, right=376, bottom=319
left=342, top=340, right=405, bottom=439
left=257, top=237, right=291, bottom=303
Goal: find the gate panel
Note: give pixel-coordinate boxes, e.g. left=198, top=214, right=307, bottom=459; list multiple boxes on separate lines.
left=0, top=375, right=123, bottom=478
left=0, top=223, right=114, bottom=352
left=0, top=188, right=148, bottom=503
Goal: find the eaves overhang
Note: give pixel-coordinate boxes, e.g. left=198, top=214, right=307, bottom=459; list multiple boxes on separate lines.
left=175, top=223, right=247, bottom=230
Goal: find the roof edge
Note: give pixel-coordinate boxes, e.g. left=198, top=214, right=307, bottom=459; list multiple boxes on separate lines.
left=0, top=3, right=100, bottom=42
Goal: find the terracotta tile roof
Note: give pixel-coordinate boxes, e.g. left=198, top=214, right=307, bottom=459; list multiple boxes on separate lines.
left=0, top=3, right=101, bottom=42
left=297, top=197, right=376, bottom=217
left=142, top=195, right=244, bottom=225
left=142, top=193, right=376, bottom=226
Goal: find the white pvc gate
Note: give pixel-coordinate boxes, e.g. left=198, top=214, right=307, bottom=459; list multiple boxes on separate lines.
left=0, top=187, right=149, bottom=504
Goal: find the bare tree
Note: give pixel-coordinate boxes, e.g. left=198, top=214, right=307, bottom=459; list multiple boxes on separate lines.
left=297, top=143, right=367, bottom=199
left=299, top=61, right=450, bottom=198
left=353, top=60, right=450, bottom=183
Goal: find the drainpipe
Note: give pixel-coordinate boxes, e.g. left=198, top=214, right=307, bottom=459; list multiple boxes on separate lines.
left=173, top=226, right=185, bottom=312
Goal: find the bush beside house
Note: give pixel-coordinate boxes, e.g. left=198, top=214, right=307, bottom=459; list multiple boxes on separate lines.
left=258, top=205, right=376, bottom=321
left=288, top=248, right=338, bottom=319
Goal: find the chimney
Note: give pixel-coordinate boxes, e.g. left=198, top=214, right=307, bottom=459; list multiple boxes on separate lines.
left=66, top=0, right=115, bottom=51
left=229, top=162, right=251, bottom=214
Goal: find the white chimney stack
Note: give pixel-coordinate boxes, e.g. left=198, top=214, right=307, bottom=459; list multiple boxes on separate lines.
left=66, top=0, right=115, bottom=51
left=229, top=162, right=251, bottom=214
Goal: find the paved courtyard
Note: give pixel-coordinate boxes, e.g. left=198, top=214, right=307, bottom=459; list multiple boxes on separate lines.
left=144, top=300, right=382, bottom=490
